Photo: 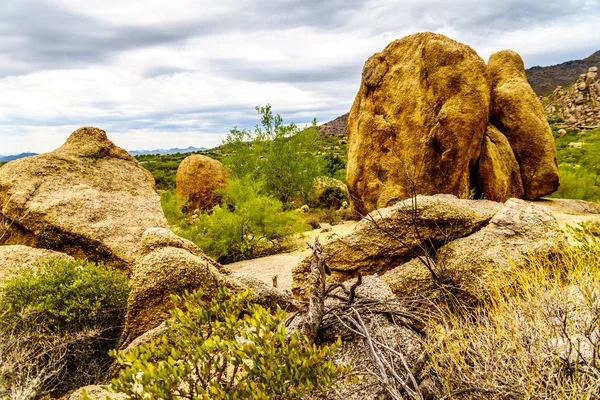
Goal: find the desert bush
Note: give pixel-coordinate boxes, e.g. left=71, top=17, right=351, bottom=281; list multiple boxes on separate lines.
left=111, top=288, right=347, bottom=399
left=160, top=189, right=188, bottom=226
left=222, top=105, right=325, bottom=208
left=0, top=259, right=129, bottom=398
left=182, top=177, right=309, bottom=262
left=423, top=235, right=600, bottom=399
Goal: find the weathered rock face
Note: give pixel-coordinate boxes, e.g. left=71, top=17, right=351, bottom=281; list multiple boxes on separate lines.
left=488, top=50, right=560, bottom=199
left=120, top=228, right=299, bottom=348
left=176, top=154, right=228, bottom=213
left=346, top=32, right=491, bottom=215
left=381, top=199, right=564, bottom=301
left=0, top=245, right=73, bottom=281
left=0, top=127, right=168, bottom=269
left=120, top=228, right=225, bottom=347
left=477, top=124, right=524, bottom=202
left=291, top=195, right=502, bottom=300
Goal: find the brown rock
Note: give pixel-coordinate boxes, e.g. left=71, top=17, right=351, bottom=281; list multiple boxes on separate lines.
left=176, top=154, right=228, bottom=213
left=0, top=127, right=168, bottom=269
left=120, top=228, right=299, bottom=348
left=68, top=385, right=126, bottom=400
left=0, top=245, right=73, bottom=281
left=476, top=124, right=524, bottom=202
left=291, top=195, right=502, bottom=300
left=382, top=199, right=564, bottom=301
left=346, top=32, right=491, bottom=215
left=488, top=50, right=559, bottom=199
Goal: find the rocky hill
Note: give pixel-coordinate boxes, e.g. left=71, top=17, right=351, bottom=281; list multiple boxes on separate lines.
left=542, top=66, right=600, bottom=127
left=318, top=113, right=348, bottom=138
left=526, top=50, right=600, bottom=96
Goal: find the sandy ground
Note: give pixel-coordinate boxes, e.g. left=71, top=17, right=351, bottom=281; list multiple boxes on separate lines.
left=226, top=198, right=600, bottom=290
left=226, top=221, right=358, bottom=290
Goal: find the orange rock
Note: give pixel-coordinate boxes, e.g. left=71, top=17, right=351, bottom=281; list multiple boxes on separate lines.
left=175, top=154, right=228, bottom=213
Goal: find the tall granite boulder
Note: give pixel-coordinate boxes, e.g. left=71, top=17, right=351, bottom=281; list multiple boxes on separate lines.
left=176, top=154, right=228, bottom=213
left=476, top=124, right=524, bottom=202
left=346, top=32, right=491, bottom=215
left=488, top=50, right=559, bottom=199
left=0, top=127, right=168, bottom=270
left=291, top=195, right=502, bottom=300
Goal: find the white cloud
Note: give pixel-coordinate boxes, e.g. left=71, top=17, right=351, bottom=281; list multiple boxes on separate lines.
left=0, top=0, right=598, bottom=155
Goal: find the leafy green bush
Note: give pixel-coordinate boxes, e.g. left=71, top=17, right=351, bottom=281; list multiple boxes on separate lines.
left=111, top=288, right=347, bottom=399
left=181, top=177, right=309, bottom=262
left=0, top=258, right=130, bottom=397
left=1, top=258, right=129, bottom=332
left=222, top=105, right=325, bottom=208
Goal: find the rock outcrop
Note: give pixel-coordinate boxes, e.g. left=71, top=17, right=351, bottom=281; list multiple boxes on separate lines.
left=543, top=66, right=600, bottom=128
left=488, top=50, right=560, bottom=199
left=346, top=33, right=560, bottom=213
left=121, top=228, right=299, bottom=348
left=381, top=199, right=564, bottom=301
left=347, top=32, right=491, bottom=215
left=291, top=195, right=502, bottom=300
left=0, top=245, right=73, bottom=281
left=0, top=127, right=168, bottom=269
left=313, top=176, right=349, bottom=209
left=175, top=154, right=228, bottom=213
left=476, top=124, right=524, bottom=202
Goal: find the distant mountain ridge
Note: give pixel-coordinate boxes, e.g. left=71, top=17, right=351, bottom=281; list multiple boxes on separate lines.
left=526, top=50, right=600, bottom=96
left=0, top=152, right=38, bottom=162
left=128, top=146, right=207, bottom=156
left=0, top=147, right=208, bottom=162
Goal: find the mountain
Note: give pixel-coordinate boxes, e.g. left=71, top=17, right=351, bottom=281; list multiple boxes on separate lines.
left=318, top=113, right=348, bottom=138
left=526, top=50, right=600, bottom=96
left=0, top=152, right=38, bottom=162
left=128, top=146, right=207, bottom=156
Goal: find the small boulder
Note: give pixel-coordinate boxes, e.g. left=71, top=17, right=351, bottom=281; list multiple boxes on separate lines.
left=68, top=385, right=126, bottom=400
left=0, top=127, right=168, bottom=270
left=313, top=176, right=349, bottom=209
left=346, top=32, right=491, bottom=215
left=291, top=195, right=502, bottom=300
left=488, top=50, right=559, bottom=199
left=176, top=154, right=228, bottom=213
left=476, top=124, right=524, bottom=202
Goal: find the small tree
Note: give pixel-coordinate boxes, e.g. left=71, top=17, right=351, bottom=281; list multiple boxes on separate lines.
left=111, top=288, right=347, bottom=399
left=222, top=105, right=325, bottom=208
left=192, top=177, right=309, bottom=262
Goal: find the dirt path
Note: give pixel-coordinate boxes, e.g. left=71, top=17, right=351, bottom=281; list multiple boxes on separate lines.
left=226, top=221, right=357, bottom=290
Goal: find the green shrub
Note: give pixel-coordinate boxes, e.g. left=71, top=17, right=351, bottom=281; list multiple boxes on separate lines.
left=0, top=258, right=130, bottom=397
left=182, top=177, right=309, bottom=262
left=1, top=258, right=129, bottom=332
left=111, top=288, right=347, bottom=400
left=222, top=105, right=325, bottom=208
left=160, top=189, right=188, bottom=227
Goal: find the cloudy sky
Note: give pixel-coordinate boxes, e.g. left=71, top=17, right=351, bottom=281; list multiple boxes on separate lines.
left=1, top=0, right=599, bottom=155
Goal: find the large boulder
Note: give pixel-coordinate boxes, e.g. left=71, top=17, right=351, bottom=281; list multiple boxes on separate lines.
left=346, top=32, right=491, bottom=215
left=313, top=176, right=349, bottom=209
left=176, top=154, right=228, bottom=213
left=476, top=124, right=524, bottom=202
left=0, top=127, right=168, bottom=270
left=488, top=50, right=559, bottom=199
left=120, top=228, right=299, bottom=348
left=382, top=199, right=564, bottom=301
left=291, top=195, right=502, bottom=300
left=0, top=245, right=73, bottom=281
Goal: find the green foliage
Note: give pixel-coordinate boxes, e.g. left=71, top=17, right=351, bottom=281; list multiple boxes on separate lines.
left=222, top=105, right=325, bottom=207
left=550, top=127, right=600, bottom=202
left=160, top=189, right=188, bottom=226
left=111, top=288, right=346, bottom=400
left=1, top=258, right=129, bottom=332
left=0, top=259, right=130, bottom=397
left=0, top=161, right=6, bottom=168
left=179, top=177, right=309, bottom=262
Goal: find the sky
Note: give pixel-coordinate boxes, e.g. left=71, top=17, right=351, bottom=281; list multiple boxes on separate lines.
left=1, top=0, right=599, bottom=155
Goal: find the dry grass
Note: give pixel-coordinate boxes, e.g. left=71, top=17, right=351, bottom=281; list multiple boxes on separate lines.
left=423, top=232, right=600, bottom=399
